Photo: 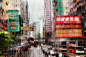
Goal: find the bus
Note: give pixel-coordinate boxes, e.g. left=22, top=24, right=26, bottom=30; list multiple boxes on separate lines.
left=69, top=40, right=84, bottom=54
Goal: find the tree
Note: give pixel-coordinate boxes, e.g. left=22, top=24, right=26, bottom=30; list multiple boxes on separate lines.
left=10, top=32, right=21, bottom=44
left=0, top=31, right=14, bottom=51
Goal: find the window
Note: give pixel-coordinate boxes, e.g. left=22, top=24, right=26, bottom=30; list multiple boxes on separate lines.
left=78, top=41, right=84, bottom=46
left=6, top=2, right=9, bottom=5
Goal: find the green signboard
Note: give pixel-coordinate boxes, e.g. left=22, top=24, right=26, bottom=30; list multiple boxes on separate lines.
left=57, top=0, right=63, bottom=16
left=7, top=10, right=19, bottom=32
left=7, top=10, right=19, bottom=20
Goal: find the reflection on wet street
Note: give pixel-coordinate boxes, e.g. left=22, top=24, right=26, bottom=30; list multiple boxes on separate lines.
left=28, top=46, right=44, bottom=57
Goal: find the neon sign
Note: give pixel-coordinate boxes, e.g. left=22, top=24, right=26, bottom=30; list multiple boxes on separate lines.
left=55, top=16, right=81, bottom=24
left=55, top=25, right=81, bottom=29
left=55, top=29, right=82, bottom=37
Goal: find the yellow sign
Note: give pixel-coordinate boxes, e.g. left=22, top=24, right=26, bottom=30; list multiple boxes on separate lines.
left=21, top=27, right=23, bottom=30
left=20, top=36, right=23, bottom=38
left=20, top=27, right=29, bottom=30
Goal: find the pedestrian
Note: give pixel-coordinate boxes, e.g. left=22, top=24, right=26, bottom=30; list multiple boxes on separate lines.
left=66, top=48, right=70, bottom=57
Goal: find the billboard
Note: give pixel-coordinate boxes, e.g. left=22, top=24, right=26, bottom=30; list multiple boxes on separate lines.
left=55, top=29, right=82, bottom=37
left=55, top=16, right=81, bottom=24
left=54, top=25, right=81, bottom=29
left=7, top=10, right=19, bottom=32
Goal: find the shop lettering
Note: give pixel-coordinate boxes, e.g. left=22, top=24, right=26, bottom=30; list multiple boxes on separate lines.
left=9, top=13, right=18, bottom=19
left=57, top=17, right=79, bottom=22
left=9, top=22, right=18, bottom=30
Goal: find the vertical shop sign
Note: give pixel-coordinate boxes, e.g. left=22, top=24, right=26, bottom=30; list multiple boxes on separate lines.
left=45, top=0, right=51, bottom=33
left=7, top=10, right=19, bottom=32
left=57, top=0, right=63, bottom=16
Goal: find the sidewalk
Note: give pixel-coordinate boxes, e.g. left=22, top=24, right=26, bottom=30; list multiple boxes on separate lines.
left=1, top=51, right=20, bottom=57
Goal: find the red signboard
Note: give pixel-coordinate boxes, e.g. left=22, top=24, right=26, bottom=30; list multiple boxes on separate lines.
left=55, top=25, right=81, bottom=29
left=55, top=29, right=82, bottom=38
left=55, top=16, right=81, bottom=24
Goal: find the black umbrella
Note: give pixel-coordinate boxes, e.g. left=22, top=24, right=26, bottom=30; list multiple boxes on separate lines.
left=27, top=37, right=34, bottom=41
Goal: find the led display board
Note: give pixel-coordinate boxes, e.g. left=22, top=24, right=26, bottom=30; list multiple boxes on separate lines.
left=55, top=29, right=82, bottom=37
left=54, top=25, right=81, bottom=29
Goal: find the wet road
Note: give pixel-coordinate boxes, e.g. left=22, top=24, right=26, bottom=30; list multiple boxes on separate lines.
left=28, top=46, right=44, bottom=57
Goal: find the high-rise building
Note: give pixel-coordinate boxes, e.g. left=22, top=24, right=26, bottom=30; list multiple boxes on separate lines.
left=44, top=0, right=52, bottom=42
left=67, top=0, right=86, bottom=16
left=67, top=0, right=86, bottom=37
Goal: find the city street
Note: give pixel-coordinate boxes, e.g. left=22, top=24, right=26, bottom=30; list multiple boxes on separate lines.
left=0, top=0, right=86, bottom=57
left=20, top=46, right=44, bottom=57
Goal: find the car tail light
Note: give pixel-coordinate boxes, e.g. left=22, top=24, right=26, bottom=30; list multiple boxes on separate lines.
left=72, top=49, right=76, bottom=53
left=35, top=42, right=36, bottom=44
left=32, top=42, right=34, bottom=44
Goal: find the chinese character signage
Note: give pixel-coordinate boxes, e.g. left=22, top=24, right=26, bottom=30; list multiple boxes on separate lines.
left=45, top=0, right=51, bottom=33
left=54, top=25, right=81, bottom=29
left=55, top=16, right=81, bottom=24
left=57, top=0, right=63, bottom=16
left=54, top=16, right=82, bottom=38
left=7, top=10, right=19, bottom=32
left=7, top=10, right=19, bottom=20
left=55, top=29, right=82, bottom=38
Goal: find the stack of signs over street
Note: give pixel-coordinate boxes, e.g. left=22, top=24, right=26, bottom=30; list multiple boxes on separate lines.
left=54, top=16, right=82, bottom=38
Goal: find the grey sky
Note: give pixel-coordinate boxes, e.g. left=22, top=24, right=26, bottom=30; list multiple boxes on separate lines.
left=28, top=0, right=44, bottom=38
left=28, top=0, right=44, bottom=23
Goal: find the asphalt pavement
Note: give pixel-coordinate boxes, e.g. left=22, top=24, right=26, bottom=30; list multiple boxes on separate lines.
left=28, top=46, right=44, bottom=57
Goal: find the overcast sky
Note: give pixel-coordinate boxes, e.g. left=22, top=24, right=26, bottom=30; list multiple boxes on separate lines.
left=28, top=0, right=44, bottom=23
left=28, top=0, right=44, bottom=38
